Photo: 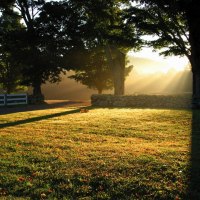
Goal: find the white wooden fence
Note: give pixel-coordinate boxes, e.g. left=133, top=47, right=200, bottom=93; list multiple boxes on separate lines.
left=0, top=94, right=28, bottom=106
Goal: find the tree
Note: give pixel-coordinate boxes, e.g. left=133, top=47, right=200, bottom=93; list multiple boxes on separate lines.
left=2, top=0, right=87, bottom=102
left=69, top=47, right=133, bottom=94
left=0, top=46, right=25, bottom=94
left=127, top=0, right=200, bottom=107
left=0, top=0, right=62, bottom=100
left=69, top=48, right=113, bottom=94
left=72, top=0, right=141, bottom=95
left=13, top=0, right=65, bottom=101
left=0, top=9, right=25, bottom=93
left=1, top=0, right=141, bottom=99
left=69, top=48, right=132, bottom=94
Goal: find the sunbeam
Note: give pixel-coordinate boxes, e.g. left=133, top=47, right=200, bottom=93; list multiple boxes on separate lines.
left=125, top=55, right=192, bottom=95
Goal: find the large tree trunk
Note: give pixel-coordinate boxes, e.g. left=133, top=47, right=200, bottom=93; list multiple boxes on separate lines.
left=186, top=2, right=200, bottom=108
left=33, top=84, right=42, bottom=97
left=192, top=71, right=200, bottom=108
left=113, top=51, right=125, bottom=95
left=105, top=45, right=125, bottom=95
left=31, top=81, right=44, bottom=104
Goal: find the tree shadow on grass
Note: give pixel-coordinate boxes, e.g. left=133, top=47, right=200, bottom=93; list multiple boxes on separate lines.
left=188, top=109, right=200, bottom=199
left=0, top=100, right=90, bottom=115
left=0, top=106, right=93, bottom=129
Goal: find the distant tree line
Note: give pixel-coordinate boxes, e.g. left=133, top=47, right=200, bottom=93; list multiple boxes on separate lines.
left=0, top=0, right=200, bottom=106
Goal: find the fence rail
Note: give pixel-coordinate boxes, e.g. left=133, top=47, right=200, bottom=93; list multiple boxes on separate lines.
left=0, top=94, right=28, bottom=106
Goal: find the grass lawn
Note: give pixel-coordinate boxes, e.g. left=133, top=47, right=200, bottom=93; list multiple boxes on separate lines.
left=0, top=106, right=200, bottom=199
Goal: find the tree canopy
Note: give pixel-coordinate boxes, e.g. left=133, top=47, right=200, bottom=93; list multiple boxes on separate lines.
left=126, top=0, right=200, bottom=106
left=0, top=0, right=142, bottom=99
left=0, top=0, right=90, bottom=100
left=126, top=0, right=190, bottom=58
left=74, top=0, right=141, bottom=95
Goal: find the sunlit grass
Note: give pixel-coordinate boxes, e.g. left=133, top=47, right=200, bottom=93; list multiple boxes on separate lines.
left=0, top=107, right=195, bottom=199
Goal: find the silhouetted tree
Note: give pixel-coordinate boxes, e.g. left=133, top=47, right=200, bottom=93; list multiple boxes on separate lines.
left=38, top=0, right=141, bottom=96
left=69, top=48, right=112, bottom=94
left=12, top=0, right=64, bottom=102
left=69, top=52, right=132, bottom=94
left=127, top=0, right=200, bottom=107
left=72, top=0, right=141, bottom=95
left=1, top=0, right=142, bottom=99
left=1, top=0, right=87, bottom=102
left=69, top=48, right=133, bottom=94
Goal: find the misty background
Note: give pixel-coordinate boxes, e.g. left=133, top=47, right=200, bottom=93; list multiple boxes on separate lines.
left=36, top=56, right=192, bottom=100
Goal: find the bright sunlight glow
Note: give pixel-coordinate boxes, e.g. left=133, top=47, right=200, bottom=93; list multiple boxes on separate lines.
left=128, top=47, right=189, bottom=74
left=125, top=47, right=192, bottom=95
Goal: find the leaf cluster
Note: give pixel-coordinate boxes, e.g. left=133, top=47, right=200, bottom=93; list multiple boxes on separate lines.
left=126, top=0, right=190, bottom=58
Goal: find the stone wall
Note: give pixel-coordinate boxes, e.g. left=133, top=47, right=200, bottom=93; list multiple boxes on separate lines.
left=91, top=94, right=192, bottom=109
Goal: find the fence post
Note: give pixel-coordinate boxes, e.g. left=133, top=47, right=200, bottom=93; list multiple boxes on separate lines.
left=5, top=94, right=7, bottom=106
